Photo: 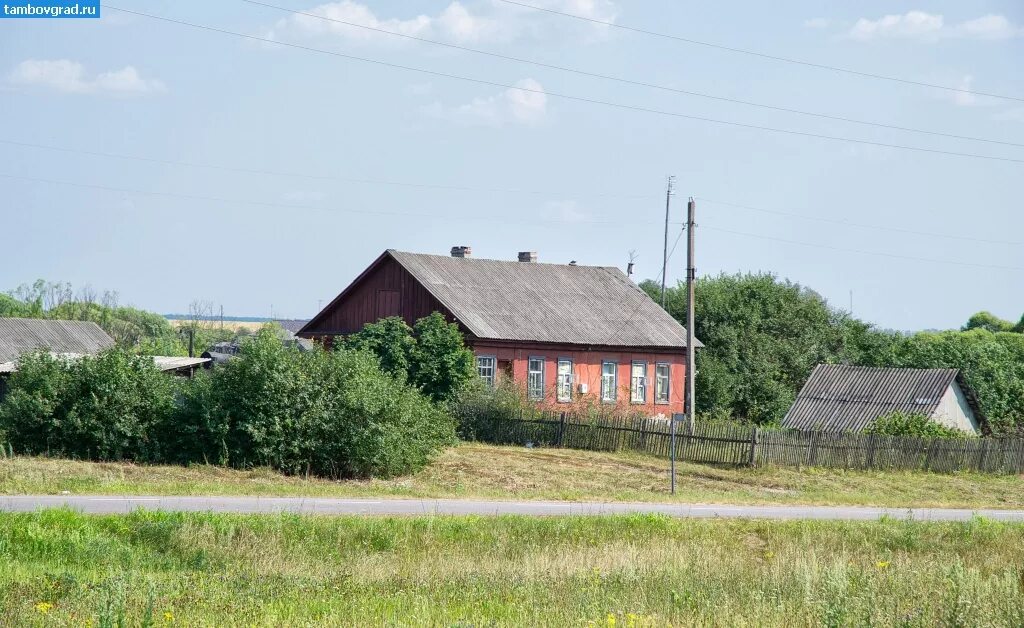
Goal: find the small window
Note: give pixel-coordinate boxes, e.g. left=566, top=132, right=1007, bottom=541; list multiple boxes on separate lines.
left=556, top=359, right=573, bottom=402
left=600, top=361, right=617, bottom=402
left=655, top=363, right=670, bottom=404
left=630, top=361, right=647, bottom=404
left=527, top=357, right=545, bottom=400
left=477, top=356, right=496, bottom=388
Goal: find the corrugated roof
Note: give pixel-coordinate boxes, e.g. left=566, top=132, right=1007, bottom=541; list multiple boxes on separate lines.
left=389, top=250, right=699, bottom=349
left=0, top=318, right=114, bottom=364
left=782, top=364, right=976, bottom=432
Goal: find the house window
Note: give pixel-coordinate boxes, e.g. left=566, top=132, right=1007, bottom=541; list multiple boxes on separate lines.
left=477, top=356, right=496, bottom=388
left=556, top=359, right=573, bottom=402
left=601, top=361, right=617, bottom=402
left=527, top=357, right=545, bottom=400
left=655, top=363, right=670, bottom=405
left=630, top=361, right=647, bottom=404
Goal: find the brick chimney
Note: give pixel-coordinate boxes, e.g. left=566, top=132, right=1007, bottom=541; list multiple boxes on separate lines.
left=517, top=251, right=538, bottom=263
left=450, top=246, right=472, bottom=258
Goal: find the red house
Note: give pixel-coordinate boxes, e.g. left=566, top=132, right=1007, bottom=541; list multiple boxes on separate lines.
left=299, top=248, right=700, bottom=415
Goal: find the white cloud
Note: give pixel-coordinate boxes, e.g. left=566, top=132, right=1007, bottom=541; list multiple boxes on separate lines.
left=427, top=78, right=547, bottom=126
left=848, top=11, right=1021, bottom=41
left=267, top=0, right=617, bottom=46
left=956, top=14, right=1020, bottom=40
left=802, top=17, right=831, bottom=29
left=544, top=200, right=588, bottom=223
left=9, top=59, right=165, bottom=95
left=849, top=11, right=944, bottom=41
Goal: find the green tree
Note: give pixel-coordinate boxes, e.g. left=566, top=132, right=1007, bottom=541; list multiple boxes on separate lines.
left=410, top=312, right=476, bottom=404
left=643, top=273, right=893, bottom=425
left=962, top=311, right=1014, bottom=333
left=344, top=316, right=415, bottom=379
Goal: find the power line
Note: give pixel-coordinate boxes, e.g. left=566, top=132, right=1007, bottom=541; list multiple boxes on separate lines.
left=103, top=5, right=1024, bottom=165
left=702, top=224, right=1024, bottom=272
left=241, top=0, right=1023, bottom=149
left=698, top=197, right=1023, bottom=247
left=0, top=171, right=676, bottom=227
left=496, top=0, right=1024, bottom=104
left=0, top=138, right=657, bottom=200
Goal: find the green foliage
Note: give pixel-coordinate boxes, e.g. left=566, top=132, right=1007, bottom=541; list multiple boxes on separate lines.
left=345, top=312, right=476, bottom=404
left=643, top=273, right=894, bottom=425
left=409, top=312, right=476, bottom=404
left=171, top=326, right=454, bottom=477
left=883, top=330, right=1024, bottom=435
left=962, top=311, right=1014, bottom=333
left=865, top=411, right=970, bottom=439
left=0, top=349, right=177, bottom=461
left=344, top=316, right=415, bottom=379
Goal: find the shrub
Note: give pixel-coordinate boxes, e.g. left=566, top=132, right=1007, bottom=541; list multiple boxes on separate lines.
left=343, top=316, right=415, bottom=380
left=172, top=326, right=454, bottom=478
left=0, top=349, right=177, bottom=461
left=864, top=411, right=970, bottom=439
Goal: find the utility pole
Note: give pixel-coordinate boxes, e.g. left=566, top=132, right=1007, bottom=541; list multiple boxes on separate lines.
left=660, top=176, right=675, bottom=307
left=685, top=197, right=697, bottom=433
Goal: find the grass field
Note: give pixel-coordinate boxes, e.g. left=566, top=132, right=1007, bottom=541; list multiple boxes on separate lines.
left=0, top=510, right=1021, bottom=626
left=3, top=443, right=1023, bottom=509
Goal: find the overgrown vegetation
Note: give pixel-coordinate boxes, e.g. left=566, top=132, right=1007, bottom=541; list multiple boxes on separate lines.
left=4, top=442, right=1024, bottom=509
left=645, top=274, right=1024, bottom=434
left=0, top=510, right=1021, bottom=626
left=344, top=313, right=476, bottom=404
left=0, top=326, right=455, bottom=478
left=0, top=279, right=235, bottom=356
left=865, top=411, right=971, bottom=440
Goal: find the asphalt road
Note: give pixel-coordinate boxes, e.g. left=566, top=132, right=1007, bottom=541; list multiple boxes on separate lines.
left=1, top=496, right=1022, bottom=521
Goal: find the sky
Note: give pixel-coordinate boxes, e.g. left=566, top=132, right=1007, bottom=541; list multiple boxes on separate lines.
left=1, top=1, right=1022, bottom=330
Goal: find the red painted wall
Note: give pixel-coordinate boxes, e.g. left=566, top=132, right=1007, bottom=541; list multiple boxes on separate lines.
left=472, top=341, right=686, bottom=416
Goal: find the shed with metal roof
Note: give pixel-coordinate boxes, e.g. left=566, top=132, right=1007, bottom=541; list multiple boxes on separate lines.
left=782, top=364, right=989, bottom=435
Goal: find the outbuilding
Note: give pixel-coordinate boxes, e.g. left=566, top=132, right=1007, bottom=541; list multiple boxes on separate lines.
left=782, top=364, right=989, bottom=435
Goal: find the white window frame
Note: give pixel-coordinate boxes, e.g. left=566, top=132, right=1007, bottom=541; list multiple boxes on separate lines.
left=556, top=358, right=573, bottom=403
left=600, top=361, right=617, bottom=403
left=630, top=361, right=648, bottom=404
left=527, top=356, right=545, bottom=401
left=655, top=362, right=670, bottom=405
left=477, top=355, right=497, bottom=388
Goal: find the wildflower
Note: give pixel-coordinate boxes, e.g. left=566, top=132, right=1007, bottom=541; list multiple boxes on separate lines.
left=626, top=613, right=638, bottom=628
left=607, top=613, right=616, bottom=627
left=35, top=601, right=54, bottom=614
left=763, top=551, right=775, bottom=560
left=164, top=611, right=174, bottom=622
left=876, top=560, right=891, bottom=569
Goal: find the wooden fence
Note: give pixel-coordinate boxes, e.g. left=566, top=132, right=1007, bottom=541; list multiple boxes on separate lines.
left=461, top=409, right=1024, bottom=474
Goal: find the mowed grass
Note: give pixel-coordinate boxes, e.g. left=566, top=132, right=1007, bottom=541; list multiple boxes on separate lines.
left=0, top=510, right=1022, bottom=626
left=3, top=442, right=1024, bottom=509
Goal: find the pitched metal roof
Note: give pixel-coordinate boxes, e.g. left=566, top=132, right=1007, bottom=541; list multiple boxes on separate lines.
left=0, top=318, right=114, bottom=365
left=274, top=319, right=309, bottom=335
left=782, top=364, right=986, bottom=433
left=387, top=250, right=699, bottom=349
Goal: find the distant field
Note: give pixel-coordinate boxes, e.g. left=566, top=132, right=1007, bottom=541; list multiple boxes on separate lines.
left=0, top=510, right=1021, bottom=625
left=3, top=443, right=1023, bottom=509
left=166, top=319, right=267, bottom=332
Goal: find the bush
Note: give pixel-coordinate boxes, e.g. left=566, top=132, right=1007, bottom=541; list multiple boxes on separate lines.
left=172, top=326, right=455, bottom=478
left=864, top=411, right=970, bottom=439
left=0, top=349, right=177, bottom=461
left=346, top=312, right=476, bottom=404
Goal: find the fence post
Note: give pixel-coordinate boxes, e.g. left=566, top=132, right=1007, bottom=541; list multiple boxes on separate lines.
left=557, top=412, right=566, bottom=448
left=866, top=433, right=877, bottom=469
left=748, top=426, right=758, bottom=467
